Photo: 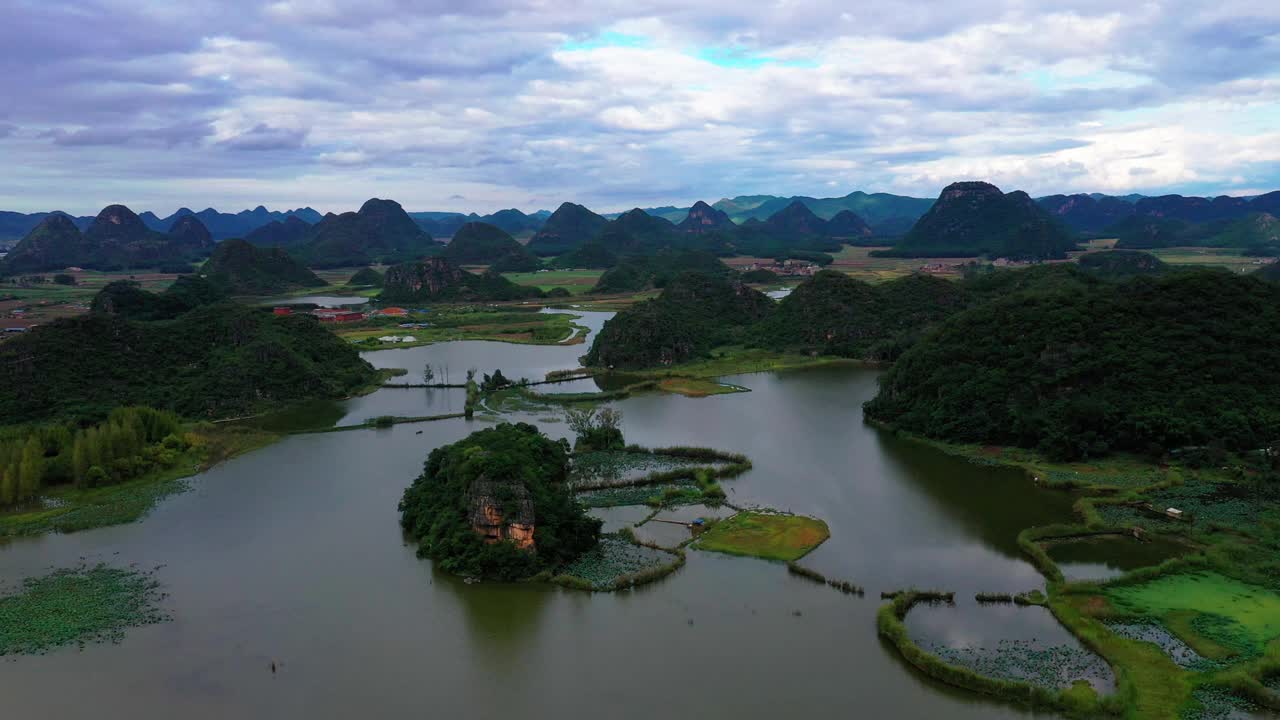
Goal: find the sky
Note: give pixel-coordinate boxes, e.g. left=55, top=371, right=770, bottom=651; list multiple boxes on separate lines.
left=1, top=1, right=1279, bottom=216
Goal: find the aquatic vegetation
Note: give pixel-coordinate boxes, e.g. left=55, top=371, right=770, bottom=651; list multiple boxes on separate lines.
left=0, top=564, right=168, bottom=656
left=575, top=482, right=700, bottom=508
left=694, top=511, right=830, bottom=562
left=554, top=534, right=681, bottom=591
left=1106, top=572, right=1280, bottom=658
left=926, top=639, right=1112, bottom=691
left=786, top=561, right=864, bottom=595
left=1104, top=622, right=1220, bottom=671
left=1182, top=685, right=1264, bottom=719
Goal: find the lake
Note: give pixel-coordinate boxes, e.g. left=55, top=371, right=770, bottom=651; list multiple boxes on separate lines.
left=0, top=316, right=1093, bottom=719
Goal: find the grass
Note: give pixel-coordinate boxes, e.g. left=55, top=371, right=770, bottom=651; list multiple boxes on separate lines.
left=626, top=347, right=862, bottom=382
left=337, top=307, right=583, bottom=349
left=1106, top=572, right=1280, bottom=658
left=655, top=376, right=746, bottom=397
left=0, top=425, right=277, bottom=538
left=694, top=511, right=830, bottom=562
left=501, top=269, right=604, bottom=295
left=0, top=564, right=168, bottom=656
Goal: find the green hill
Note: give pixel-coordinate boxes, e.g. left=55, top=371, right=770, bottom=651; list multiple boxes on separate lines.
left=399, top=422, right=601, bottom=580
left=754, top=271, right=966, bottom=358
left=166, top=216, right=214, bottom=255
left=676, top=201, right=735, bottom=234
left=550, top=241, right=617, bottom=269
left=347, top=267, right=384, bottom=287
left=380, top=257, right=543, bottom=303
left=878, top=182, right=1077, bottom=259
left=0, top=214, right=91, bottom=273
left=591, top=250, right=731, bottom=294
left=0, top=303, right=378, bottom=424
left=89, top=276, right=229, bottom=320
left=865, top=269, right=1280, bottom=459
left=526, top=202, right=608, bottom=256
left=293, top=198, right=438, bottom=267
left=442, top=222, right=537, bottom=266
left=202, top=238, right=327, bottom=295
left=584, top=272, right=773, bottom=369
left=245, top=216, right=313, bottom=247
left=595, top=209, right=681, bottom=255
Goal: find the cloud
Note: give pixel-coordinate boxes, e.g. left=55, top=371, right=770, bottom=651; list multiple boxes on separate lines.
left=220, top=123, right=309, bottom=151
left=0, top=0, right=1278, bottom=214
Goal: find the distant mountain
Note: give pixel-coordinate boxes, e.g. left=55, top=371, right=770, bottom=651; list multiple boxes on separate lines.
left=167, top=215, right=214, bottom=254
left=0, top=215, right=92, bottom=273
left=595, top=209, right=681, bottom=255
left=712, top=191, right=934, bottom=236
left=878, top=182, right=1077, bottom=259
left=293, top=198, right=439, bottom=268
left=245, top=216, right=313, bottom=247
left=763, top=201, right=829, bottom=237
left=442, top=222, right=538, bottom=265
left=410, top=208, right=546, bottom=237
left=380, top=257, right=543, bottom=302
left=526, top=202, right=609, bottom=256
left=676, top=201, right=734, bottom=234
left=202, top=238, right=327, bottom=295
left=1134, top=195, right=1251, bottom=224
left=1037, top=194, right=1136, bottom=233
left=0, top=211, right=93, bottom=243
left=826, top=209, right=873, bottom=239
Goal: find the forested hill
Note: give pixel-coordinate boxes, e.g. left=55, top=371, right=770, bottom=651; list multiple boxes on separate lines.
left=877, top=182, right=1077, bottom=259
left=584, top=272, right=772, bottom=368
left=0, top=303, right=378, bottom=424
left=865, top=269, right=1280, bottom=460
left=380, top=257, right=544, bottom=302
left=202, top=238, right=327, bottom=295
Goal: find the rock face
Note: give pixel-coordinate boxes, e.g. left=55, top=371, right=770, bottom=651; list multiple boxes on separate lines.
left=677, top=201, right=734, bottom=233
left=383, top=257, right=467, bottom=298
left=467, top=478, right=536, bottom=551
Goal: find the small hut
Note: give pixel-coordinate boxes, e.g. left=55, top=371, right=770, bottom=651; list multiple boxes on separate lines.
left=466, top=478, right=536, bottom=551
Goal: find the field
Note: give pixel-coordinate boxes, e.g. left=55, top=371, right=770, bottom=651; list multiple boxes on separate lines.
left=0, top=270, right=180, bottom=330
left=335, top=307, right=584, bottom=349
left=1107, top=572, right=1280, bottom=658
left=1148, top=247, right=1271, bottom=274
left=500, top=269, right=603, bottom=295
left=694, top=511, right=830, bottom=561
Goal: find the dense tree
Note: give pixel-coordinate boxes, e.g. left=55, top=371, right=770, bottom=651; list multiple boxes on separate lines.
left=398, top=423, right=601, bottom=579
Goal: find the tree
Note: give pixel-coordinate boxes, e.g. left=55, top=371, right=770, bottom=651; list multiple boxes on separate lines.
left=52, top=273, right=76, bottom=285
left=17, top=435, right=44, bottom=500
left=423, top=364, right=435, bottom=384
left=565, top=406, right=625, bottom=451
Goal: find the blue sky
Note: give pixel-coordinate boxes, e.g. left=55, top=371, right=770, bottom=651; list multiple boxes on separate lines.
left=0, top=0, right=1278, bottom=215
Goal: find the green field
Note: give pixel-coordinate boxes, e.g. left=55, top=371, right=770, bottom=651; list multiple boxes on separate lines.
left=501, top=269, right=603, bottom=295
left=1107, top=572, right=1280, bottom=657
left=1148, top=247, right=1269, bottom=274
left=695, top=512, right=830, bottom=561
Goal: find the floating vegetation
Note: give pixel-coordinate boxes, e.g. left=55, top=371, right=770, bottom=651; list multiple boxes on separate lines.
left=1183, top=685, right=1265, bottom=719
left=1150, top=483, right=1270, bottom=529
left=0, top=564, right=168, bottom=656
left=575, top=482, right=699, bottom=508
left=786, top=562, right=864, bottom=595
left=694, top=511, right=830, bottom=562
left=0, top=475, right=192, bottom=537
left=570, top=450, right=716, bottom=488
left=925, top=639, right=1112, bottom=691
left=1014, top=590, right=1047, bottom=606
left=1104, top=621, right=1220, bottom=671
left=1106, top=572, right=1280, bottom=658
left=555, top=534, right=680, bottom=591
left=975, top=592, right=1014, bottom=603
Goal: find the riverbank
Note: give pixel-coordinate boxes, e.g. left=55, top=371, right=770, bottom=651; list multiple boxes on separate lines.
left=0, top=424, right=278, bottom=538
left=870, top=425, right=1280, bottom=719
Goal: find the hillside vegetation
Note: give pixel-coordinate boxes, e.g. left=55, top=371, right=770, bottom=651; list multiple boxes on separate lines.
left=865, top=269, right=1280, bottom=459
left=0, top=303, right=378, bottom=424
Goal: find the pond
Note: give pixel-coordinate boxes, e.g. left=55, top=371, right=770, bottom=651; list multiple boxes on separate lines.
left=1047, top=534, right=1189, bottom=582
left=0, top=322, right=1096, bottom=719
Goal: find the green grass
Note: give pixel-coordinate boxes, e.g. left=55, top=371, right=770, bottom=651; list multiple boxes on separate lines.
left=501, top=269, right=603, bottom=295
left=338, top=307, right=584, bottom=349
left=0, top=564, right=168, bottom=656
left=631, top=346, right=861, bottom=380
left=694, top=511, right=830, bottom=562
left=1107, top=572, right=1280, bottom=657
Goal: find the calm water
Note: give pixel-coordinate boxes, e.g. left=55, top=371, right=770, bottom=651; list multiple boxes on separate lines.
left=0, top=323, right=1087, bottom=719
left=1048, top=535, right=1187, bottom=582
